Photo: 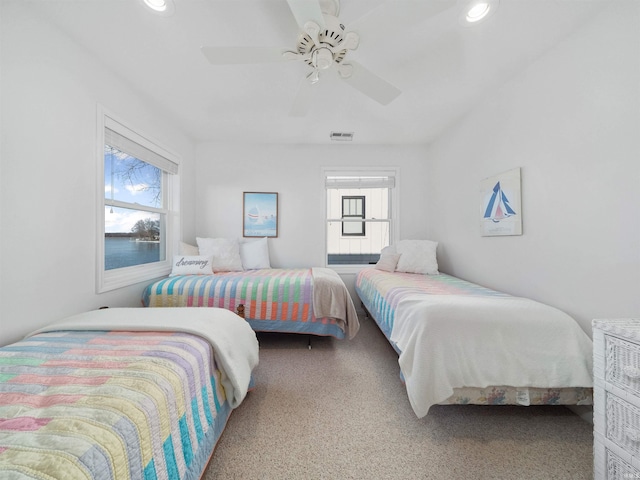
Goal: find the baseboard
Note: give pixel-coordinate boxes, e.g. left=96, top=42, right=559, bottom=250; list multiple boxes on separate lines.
left=567, top=405, right=593, bottom=424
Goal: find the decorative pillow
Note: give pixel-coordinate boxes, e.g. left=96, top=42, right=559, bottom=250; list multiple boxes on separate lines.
left=170, top=255, right=214, bottom=276
left=179, top=241, right=199, bottom=256
left=240, top=237, right=271, bottom=270
left=395, top=239, right=439, bottom=275
left=380, top=245, right=397, bottom=255
left=375, top=253, right=401, bottom=272
left=196, top=237, right=244, bottom=272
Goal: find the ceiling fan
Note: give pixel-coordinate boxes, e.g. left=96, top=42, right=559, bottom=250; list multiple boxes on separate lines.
left=201, top=0, right=448, bottom=116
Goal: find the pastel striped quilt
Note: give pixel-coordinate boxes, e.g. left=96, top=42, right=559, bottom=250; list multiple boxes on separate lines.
left=0, top=330, right=230, bottom=480
left=355, top=269, right=510, bottom=340
left=143, top=269, right=346, bottom=338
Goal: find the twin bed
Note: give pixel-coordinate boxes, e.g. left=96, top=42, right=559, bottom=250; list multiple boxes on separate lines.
left=0, top=307, right=258, bottom=480
left=143, top=267, right=360, bottom=340
left=355, top=267, right=594, bottom=418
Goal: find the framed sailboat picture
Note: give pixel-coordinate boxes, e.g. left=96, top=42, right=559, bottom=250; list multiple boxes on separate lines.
left=480, top=168, right=522, bottom=236
left=243, top=192, right=278, bottom=237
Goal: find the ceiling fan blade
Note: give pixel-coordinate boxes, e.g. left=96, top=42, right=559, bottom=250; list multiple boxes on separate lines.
left=286, top=0, right=326, bottom=32
left=201, top=46, right=291, bottom=65
left=289, top=74, right=318, bottom=117
left=337, top=61, right=401, bottom=106
left=347, top=1, right=454, bottom=42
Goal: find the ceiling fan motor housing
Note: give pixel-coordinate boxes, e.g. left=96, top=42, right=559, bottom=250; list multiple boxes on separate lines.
left=296, top=15, right=348, bottom=67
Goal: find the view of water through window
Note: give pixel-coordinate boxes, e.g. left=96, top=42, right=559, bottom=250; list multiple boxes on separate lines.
left=104, top=236, right=160, bottom=270
left=104, top=146, right=165, bottom=270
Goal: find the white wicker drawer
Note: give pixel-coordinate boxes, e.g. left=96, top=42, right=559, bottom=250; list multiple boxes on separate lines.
left=607, top=447, right=640, bottom=479
left=606, top=336, right=640, bottom=397
left=595, top=435, right=640, bottom=480
left=607, top=392, right=640, bottom=457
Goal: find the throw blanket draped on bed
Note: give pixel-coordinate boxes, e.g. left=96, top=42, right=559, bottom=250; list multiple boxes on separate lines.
left=311, top=268, right=359, bottom=340
left=356, top=270, right=593, bottom=418
left=28, top=308, right=259, bottom=408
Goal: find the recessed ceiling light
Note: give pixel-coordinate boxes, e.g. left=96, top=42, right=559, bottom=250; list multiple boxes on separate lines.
left=466, top=3, right=490, bottom=22
left=460, top=0, right=498, bottom=26
left=144, top=0, right=166, bottom=12
left=142, top=0, right=175, bottom=16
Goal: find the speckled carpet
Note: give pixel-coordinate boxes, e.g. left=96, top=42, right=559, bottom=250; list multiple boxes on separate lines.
left=203, top=315, right=593, bottom=479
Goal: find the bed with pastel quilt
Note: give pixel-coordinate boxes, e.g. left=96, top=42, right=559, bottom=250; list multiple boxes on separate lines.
left=143, top=237, right=359, bottom=340
left=355, top=265, right=594, bottom=418
left=0, top=307, right=259, bottom=480
left=143, top=268, right=359, bottom=340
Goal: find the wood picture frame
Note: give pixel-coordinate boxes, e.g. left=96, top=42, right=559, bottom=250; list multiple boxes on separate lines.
left=243, top=192, right=278, bottom=237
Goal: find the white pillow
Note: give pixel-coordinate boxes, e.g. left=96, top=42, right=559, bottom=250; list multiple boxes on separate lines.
left=196, top=237, right=244, bottom=272
left=240, top=237, right=271, bottom=270
left=170, top=255, right=214, bottom=276
left=381, top=245, right=397, bottom=255
left=395, top=239, right=439, bottom=275
left=375, top=253, right=401, bottom=272
left=179, top=241, right=199, bottom=256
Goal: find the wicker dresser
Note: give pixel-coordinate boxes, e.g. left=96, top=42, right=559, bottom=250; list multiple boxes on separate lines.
left=593, top=319, right=640, bottom=479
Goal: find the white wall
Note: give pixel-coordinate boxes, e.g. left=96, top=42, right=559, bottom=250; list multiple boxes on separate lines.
left=194, top=143, right=429, bottom=301
left=0, top=3, right=197, bottom=345
left=424, top=2, right=640, bottom=335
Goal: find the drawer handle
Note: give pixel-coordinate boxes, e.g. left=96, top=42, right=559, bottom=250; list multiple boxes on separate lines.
left=626, top=427, right=640, bottom=442
left=623, top=366, right=640, bottom=378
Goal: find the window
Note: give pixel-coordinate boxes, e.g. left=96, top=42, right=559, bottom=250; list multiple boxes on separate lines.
left=97, top=108, right=180, bottom=292
left=341, top=196, right=365, bottom=236
left=324, top=169, right=398, bottom=267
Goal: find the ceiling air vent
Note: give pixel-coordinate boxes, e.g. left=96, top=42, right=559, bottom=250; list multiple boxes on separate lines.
left=330, top=132, right=354, bottom=141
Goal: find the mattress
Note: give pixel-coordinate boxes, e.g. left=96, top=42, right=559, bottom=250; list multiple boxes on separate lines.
left=0, top=307, right=259, bottom=479
left=355, top=269, right=593, bottom=417
left=142, top=268, right=360, bottom=339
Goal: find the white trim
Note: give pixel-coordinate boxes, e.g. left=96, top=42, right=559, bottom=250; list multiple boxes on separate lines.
left=96, top=104, right=180, bottom=293
left=104, top=199, right=167, bottom=214
left=325, top=175, right=396, bottom=189
left=327, top=218, right=392, bottom=223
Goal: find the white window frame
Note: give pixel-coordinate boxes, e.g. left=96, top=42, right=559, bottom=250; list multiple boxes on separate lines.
left=96, top=106, right=180, bottom=293
left=322, top=167, right=400, bottom=274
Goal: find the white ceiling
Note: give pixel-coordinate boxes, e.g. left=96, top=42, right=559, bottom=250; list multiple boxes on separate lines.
left=30, top=0, right=608, bottom=144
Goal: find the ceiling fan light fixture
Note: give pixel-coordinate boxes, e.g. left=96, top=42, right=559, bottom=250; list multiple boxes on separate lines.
left=313, top=48, right=334, bottom=70
left=341, top=32, right=360, bottom=51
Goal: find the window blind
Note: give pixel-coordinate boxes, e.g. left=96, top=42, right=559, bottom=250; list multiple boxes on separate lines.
left=105, top=121, right=178, bottom=175
left=325, top=175, right=395, bottom=189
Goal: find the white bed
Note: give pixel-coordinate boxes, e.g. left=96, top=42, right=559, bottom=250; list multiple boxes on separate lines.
left=356, top=268, right=594, bottom=418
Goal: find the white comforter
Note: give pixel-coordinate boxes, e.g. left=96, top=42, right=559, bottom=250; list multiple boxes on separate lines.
left=28, top=307, right=259, bottom=408
left=389, top=294, right=593, bottom=418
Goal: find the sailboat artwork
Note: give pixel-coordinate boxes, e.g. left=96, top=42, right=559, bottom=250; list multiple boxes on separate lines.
left=243, top=192, right=278, bottom=237
left=247, top=205, right=262, bottom=224
left=480, top=168, right=522, bottom=236
left=484, top=181, right=516, bottom=223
